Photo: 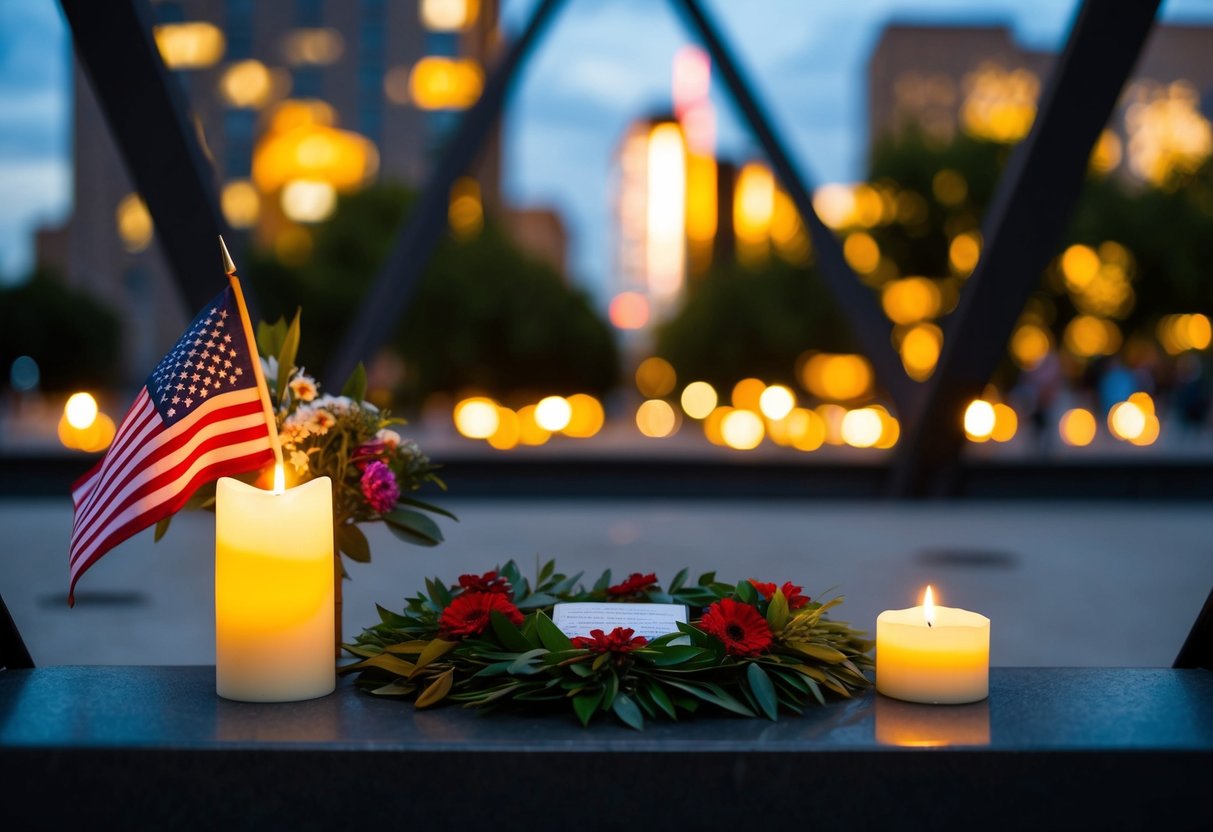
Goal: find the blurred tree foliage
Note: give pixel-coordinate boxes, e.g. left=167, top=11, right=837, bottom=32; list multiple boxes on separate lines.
left=249, top=184, right=618, bottom=405
left=654, top=259, right=854, bottom=391
left=0, top=269, right=122, bottom=390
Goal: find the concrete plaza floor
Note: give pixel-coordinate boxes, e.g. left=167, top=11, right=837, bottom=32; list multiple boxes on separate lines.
left=2, top=497, right=1210, bottom=667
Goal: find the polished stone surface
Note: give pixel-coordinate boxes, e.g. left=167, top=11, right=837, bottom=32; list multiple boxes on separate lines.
left=3, top=666, right=1212, bottom=752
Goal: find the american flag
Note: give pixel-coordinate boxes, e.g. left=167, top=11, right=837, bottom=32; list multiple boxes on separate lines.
left=68, top=285, right=276, bottom=604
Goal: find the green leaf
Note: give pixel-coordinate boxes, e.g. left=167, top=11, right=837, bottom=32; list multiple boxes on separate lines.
left=661, top=679, right=755, bottom=718
left=736, top=580, right=759, bottom=605
left=368, top=681, right=415, bottom=697
left=339, top=653, right=416, bottom=677
left=411, top=638, right=457, bottom=676
left=489, top=611, right=534, bottom=653
left=697, top=571, right=716, bottom=586
left=668, top=567, right=689, bottom=592
left=747, top=663, right=779, bottom=721
left=592, top=570, right=612, bottom=593
left=635, top=646, right=708, bottom=667
left=538, top=559, right=556, bottom=584
left=341, top=361, right=367, bottom=403
left=153, top=516, right=171, bottom=543
left=535, top=611, right=574, bottom=652
left=414, top=668, right=454, bottom=708
left=601, top=670, right=619, bottom=710
left=788, top=641, right=847, bottom=663
left=508, top=648, right=549, bottom=675
left=572, top=689, right=603, bottom=727
left=335, top=523, right=371, bottom=563
left=516, top=592, right=559, bottom=610
left=395, top=495, right=459, bottom=521
left=612, top=693, right=645, bottom=731
left=274, top=308, right=301, bottom=405
left=549, top=571, right=584, bottom=595
left=384, top=509, right=444, bottom=546
left=647, top=682, right=678, bottom=720
left=766, top=589, right=789, bottom=632
left=256, top=318, right=287, bottom=359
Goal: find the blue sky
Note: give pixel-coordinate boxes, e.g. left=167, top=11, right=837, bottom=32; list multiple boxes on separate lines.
left=2, top=0, right=1211, bottom=296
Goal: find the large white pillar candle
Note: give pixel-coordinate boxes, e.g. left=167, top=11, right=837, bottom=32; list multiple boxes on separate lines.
left=215, top=470, right=334, bottom=702
left=876, top=586, right=990, bottom=705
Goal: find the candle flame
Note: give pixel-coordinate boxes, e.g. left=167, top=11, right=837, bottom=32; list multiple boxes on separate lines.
left=272, top=463, right=285, bottom=495
left=923, top=585, right=936, bottom=627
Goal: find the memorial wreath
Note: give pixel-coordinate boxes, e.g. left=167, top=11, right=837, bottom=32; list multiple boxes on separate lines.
left=343, top=561, right=874, bottom=730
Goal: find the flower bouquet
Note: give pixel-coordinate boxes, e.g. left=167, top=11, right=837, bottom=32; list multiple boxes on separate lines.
left=343, top=561, right=873, bottom=730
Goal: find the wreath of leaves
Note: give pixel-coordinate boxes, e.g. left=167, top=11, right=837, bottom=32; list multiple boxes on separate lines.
left=343, top=560, right=873, bottom=730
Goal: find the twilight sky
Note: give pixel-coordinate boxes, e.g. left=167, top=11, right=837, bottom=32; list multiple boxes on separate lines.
left=1, top=0, right=1211, bottom=300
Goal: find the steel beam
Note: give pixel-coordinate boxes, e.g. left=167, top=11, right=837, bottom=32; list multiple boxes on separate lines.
left=60, top=0, right=235, bottom=314
left=674, top=0, right=913, bottom=411
left=324, top=0, right=566, bottom=388
left=889, top=0, right=1160, bottom=497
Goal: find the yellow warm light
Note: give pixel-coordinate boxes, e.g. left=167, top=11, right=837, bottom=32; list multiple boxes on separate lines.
left=882, top=277, right=942, bottom=325
left=636, top=357, right=677, bottom=398
left=116, top=193, right=153, bottom=253
left=58, top=412, right=116, bottom=453
left=932, top=169, right=967, bottom=206
left=949, top=231, right=981, bottom=276
left=961, top=63, right=1038, bottom=143
left=1089, top=129, right=1123, bottom=175
left=899, top=323, right=943, bottom=381
left=685, top=153, right=718, bottom=244
left=923, top=585, right=936, bottom=626
left=1010, top=324, right=1051, bottom=370
left=800, top=354, right=873, bottom=402
left=420, top=0, right=480, bottom=31
left=844, top=232, right=881, bottom=275
left=680, top=381, right=718, bottom=420
left=516, top=405, right=551, bottom=446
left=563, top=394, right=605, bottom=439
left=281, top=28, right=345, bottom=66
left=790, top=408, right=827, bottom=452
left=1108, top=401, right=1147, bottom=442
left=1125, top=80, right=1213, bottom=186
left=453, top=397, right=499, bottom=439
left=731, top=378, right=766, bottom=412
left=1064, top=315, right=1121, bottom=358
left=64, top=392, right=99, bottom=430
left=647, top=122, right=687, bottom=299
left=1130, top=414, right=1161, bottom=447
left=875, top=407, right=901, bottom=449
left=219, top=60, right=273, bottom=109
left=841, top=407, right=883, bottom=448
left=154, top=22, right=225, bottom=70
left=964, top=400, right=996, bottom=442
left=1060, top=244, right=1101, bottom=290
left=703, top=406, right=732, bottom=446
left=487, top=407, right=520, bottom=451
left=991, top=403, right=1018, bottom=443
left=1158, top=313, right=1212, bottom=354
left=409, top=57, right=484, bottom=110
left=636, top=399, right=677, bottom=438
left=816, top=404, right=847, bottom=445
left=221, top=180, right=260, bottom=229
left=609, top=292, right=650, bottom=330
left=535, top=396, right=572, bottom=432
left=771, top=190, right=810, bottom=264
left=449, top=177, right=483, bottom=240
left=1059, top=408, right=1097, bottom=447
left=812, top=183, right=856, bottom=229
left=281, top=179, right=337, bottom=223
left=721, top=409, right=764, bottom=450
left=758, top=384, right=796, bottom=421
left=253, top=104, right=378, bottom=194
left=734, top=162, right=775, bottom=265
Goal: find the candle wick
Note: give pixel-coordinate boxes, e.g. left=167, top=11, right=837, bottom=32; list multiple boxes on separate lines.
left=927, top=621, right=932, bottom=628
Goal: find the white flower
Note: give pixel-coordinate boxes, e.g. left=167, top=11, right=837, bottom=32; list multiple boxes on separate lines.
left=313, top=410, right=336, bottom=432
left=261, top=356, right=279, bottom=386
left=289, top=449, right=310, bottom=475
left=289, top=374, right=318, bottom=403
left=376, top=428, right=401, bottom=449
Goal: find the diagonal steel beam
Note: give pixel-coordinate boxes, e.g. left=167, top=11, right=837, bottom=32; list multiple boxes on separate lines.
left=324, top=0, right=566, bottom=388
left=673, top=0, right=913, bottom=411
left=889, top=0, right=1160, bottom=497
left=60, top=0, right=236, bottom=314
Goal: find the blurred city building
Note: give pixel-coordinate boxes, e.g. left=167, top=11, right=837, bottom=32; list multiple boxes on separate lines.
left=40, top=0, right=571, bottom=383
left=869, top=22, right=1213, bottom=184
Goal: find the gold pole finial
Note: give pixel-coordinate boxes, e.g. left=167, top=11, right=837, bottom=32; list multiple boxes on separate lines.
left=219, top=235, right=237, bottom=275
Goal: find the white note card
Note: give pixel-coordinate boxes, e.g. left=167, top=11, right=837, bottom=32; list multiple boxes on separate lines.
left=553, top=602, right=688, bottom=641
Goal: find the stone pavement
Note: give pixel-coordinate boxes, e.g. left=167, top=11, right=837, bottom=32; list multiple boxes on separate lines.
left=2, top=498, right=1210, bottom=667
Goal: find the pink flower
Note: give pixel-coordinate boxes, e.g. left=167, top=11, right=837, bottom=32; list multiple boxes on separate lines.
left=352, top=438, right=389, bottom=471
left=360, top=460, right=399, bottom=513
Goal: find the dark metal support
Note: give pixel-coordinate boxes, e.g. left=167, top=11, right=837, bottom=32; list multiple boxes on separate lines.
left=60, top=0, right=236, bottom=314
left=889, top=0, right=1159, bottom=497
left=1175, top=587, right=1213, bottom=670
left=324, top=0, right=567, bottom=388
left=674, top=0, right=912, bottom=411
left=1, top=593, right=34, bottom=669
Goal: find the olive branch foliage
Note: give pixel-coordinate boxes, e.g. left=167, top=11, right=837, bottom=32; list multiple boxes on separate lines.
left=343, top=560, right=873, bottom=730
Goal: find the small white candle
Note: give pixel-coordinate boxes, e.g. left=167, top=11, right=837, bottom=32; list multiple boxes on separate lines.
left=215, top=467, right=334, bottom=702
left=876, top=586, right=990, bottom=705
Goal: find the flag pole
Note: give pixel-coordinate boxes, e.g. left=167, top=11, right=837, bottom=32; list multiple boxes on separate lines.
left=221, top=236, right=284, bottom=473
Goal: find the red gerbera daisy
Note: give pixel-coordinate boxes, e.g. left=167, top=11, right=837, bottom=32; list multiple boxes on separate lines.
left=700, top=597, right=772, bottom=657
left=571, top=627, right=648, bottom=654
left=457, top=570, right=512, bottom=596
left=749, top=579, right=810, bottom=610
left=607, top=572, right=658, bottom=597
left=439, top=592, right=524, bottom=639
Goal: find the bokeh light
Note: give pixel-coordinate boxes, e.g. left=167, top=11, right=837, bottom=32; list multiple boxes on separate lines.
left=841, top=407, right=883, bottom=448
left=635, top=357, right=677, bottom=398
left=731, top=378, right=766, bottom=411
left=899, top=323, right=943, bottom=381
left=636, top=399, right=677, bottom=438
left=680, top=381, right=718, bottom=420
left=563, top=394, right=605, bottom=438
left=487, top=407, right=520, bottom=451
left=281, top=179, right=337, bottom=223
left=991, top=403, right=1018, bottom=443
left=65, top=393, right=98, bottom=430
left=453, top=397, right=499, bottom=439
left=721, top=409, right=764, bottom=450
left=516, top=405, right=552, bottom=446
left=609, top=292, right=650, bottom=330
left=221, top=180, right=260, bottom=229
left=116, top=194, right=153, bottom=253
left=800, top=353, right=873, bottom=401
left=1059, top=408, right=1097, bottom=447
left=963, top=399, right=996, bottom=442
left=758, top=384, right=796, bottom=421
left=535, top=396, right=572, bottom=432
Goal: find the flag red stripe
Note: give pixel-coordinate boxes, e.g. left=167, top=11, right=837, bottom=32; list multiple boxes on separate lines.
left=71, top=389, right=154, bottom=502
left=67, top=443, right=275, bottom=604
left=69, top=394, right=268, bottom=542
left=72, top=392, right=159, bottom=515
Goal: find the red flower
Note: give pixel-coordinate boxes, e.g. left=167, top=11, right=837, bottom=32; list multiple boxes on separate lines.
left=458, top=571, right=512, bottom=596
left=749, top=579, right=810, bottom=610
left=439, top=592, right=524, bottom=639
left=351, top=438, right=390, bottom=471
left=571, top=627, right=648, bottom=654
left=700, top=598, right=773, bottom=657
left=607, top=572, right=658, bottom=597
